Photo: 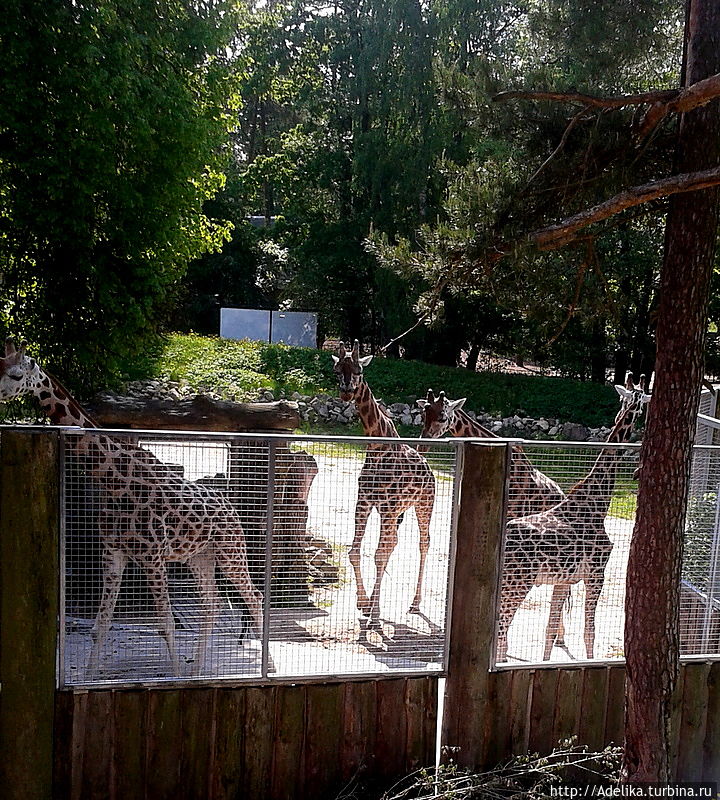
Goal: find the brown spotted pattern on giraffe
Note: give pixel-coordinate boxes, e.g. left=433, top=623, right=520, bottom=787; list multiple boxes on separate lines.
left=332, top=341, right=437, bottom=624
left=497, top=380, right=650, bottom=663
left=0, top=338, right=265, bottom=677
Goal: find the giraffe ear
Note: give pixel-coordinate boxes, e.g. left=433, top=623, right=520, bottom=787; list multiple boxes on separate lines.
left=625, top=371, right=634, bottom=390
left=358, top=354, right=373, bottom=368
left=449, top=398, right=467, bottom=413
left=614, top=385, right=632, bottom=399
left=337, top=342, right=347, bottom=359
left=4, top=338, right=16, bottom=357
left=416, top=399, right=429, bottom=409
left=331, top=354, right=340, bottom=365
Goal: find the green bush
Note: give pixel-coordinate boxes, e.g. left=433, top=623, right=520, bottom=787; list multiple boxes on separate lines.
left=683, top=492, right=717, bottom=593
left=142, top=334, right=622, bottom=427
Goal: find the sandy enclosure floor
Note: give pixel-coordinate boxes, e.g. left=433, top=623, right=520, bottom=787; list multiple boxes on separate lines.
left=61, top=437, right=634, bottom=685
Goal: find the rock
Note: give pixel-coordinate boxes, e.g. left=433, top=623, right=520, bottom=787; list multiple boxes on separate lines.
left=561, top=422, right=589, bottom=441
left=536, top=419, right=550, bottom=432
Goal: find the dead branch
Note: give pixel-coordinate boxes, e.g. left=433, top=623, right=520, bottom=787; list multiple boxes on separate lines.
left=546, top=248, right=591, bottom=346
left=524, top=108, right=589, bottom=189
left=529, top=166, right=720, bottom=249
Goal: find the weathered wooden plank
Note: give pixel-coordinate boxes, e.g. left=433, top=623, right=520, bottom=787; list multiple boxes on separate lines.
left=676, top=662, right=711, bottom=781
left=375, top=679, right=409, bottom=786
left=576, top=667, right=609, bottom=752
left=552, top=669, right=582, bottom=745
left=304, top=683, right=344, bottom=799
left=404, top=677, right=438, bottom=773
left=112, top=690, right=147, bottom=800
left=604, top=667, right=626, bottom=747
left=145, top=690, right=183, bottom=799
left=0, top=431, right=60, bottom=800
left=180, top=688, right=216, bottom=799
left=528, top=669, right=560, bottom=755
left=702, top=662, right=720, bottom=782
left=212, top=688, right=247, bottom=800
left=341, top=680, right=377, bottom=788
left=80, top=691, right=115, bottom=800
left=442, top=442, right=508, bottom=769
left=270, top=685, right=306, bottom=800
left=243, top=686, right=276, bottom=798
left=53, top=691, right=76, bottom=800
left=509, top=669, right=532, bottom=755
left=483, top=670, right=514, bottom=767
left=70, top=692, right=89, bottom=800
left=669, top=665, right=687, bottom=780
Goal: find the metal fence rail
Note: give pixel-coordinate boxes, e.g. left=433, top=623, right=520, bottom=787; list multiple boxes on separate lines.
left=59, top=430, right=458, bottom=687
left=496, top=441, right=720, bottom=667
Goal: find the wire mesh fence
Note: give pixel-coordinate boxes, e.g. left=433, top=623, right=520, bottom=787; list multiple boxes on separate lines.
left=59, top=430, right=458, bottom=687
left=495, top=441, right=720, bottom=667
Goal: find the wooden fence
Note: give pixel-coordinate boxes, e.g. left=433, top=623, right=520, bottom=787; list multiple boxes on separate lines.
left=2, top=430, right=720, bottom=799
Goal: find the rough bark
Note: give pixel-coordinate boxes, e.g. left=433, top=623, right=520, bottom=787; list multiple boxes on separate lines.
left=86, top=394, right=300, bottom=432
left=622, top=0, right=720, bottom=783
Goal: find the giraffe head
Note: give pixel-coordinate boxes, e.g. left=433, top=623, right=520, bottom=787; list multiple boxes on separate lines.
left=331, top=340, right=373, bottom=402
left=0, top=338, right=42, bottom=402
left=614, top=371, right=651, bottom=429
left=417, top=389, right=466, bottom=438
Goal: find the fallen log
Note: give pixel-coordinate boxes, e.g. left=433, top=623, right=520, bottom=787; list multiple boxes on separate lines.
left=86, top=393, right=300, bottom=432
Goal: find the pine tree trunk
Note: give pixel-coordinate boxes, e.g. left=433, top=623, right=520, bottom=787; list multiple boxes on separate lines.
left=622, top=0, right=720, bottom=783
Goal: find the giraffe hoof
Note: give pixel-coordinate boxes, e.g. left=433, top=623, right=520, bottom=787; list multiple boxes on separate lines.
left=408, top=603, right=421, bottom=614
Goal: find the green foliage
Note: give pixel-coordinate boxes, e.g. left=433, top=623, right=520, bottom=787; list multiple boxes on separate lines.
left=683, top=492, right=717, bottom=593
left=0, top=0, right=243, bottom=391
left=147, top=334, right=620, bottom=427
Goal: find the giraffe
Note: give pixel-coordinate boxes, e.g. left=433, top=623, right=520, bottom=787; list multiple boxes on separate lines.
left=418, top=388, right=569, bottom=657
left=332, top=341, right=436, bottom=626
left=0, top=339, right=264, bottom=676
left=496, top=373, right=650, bottom=662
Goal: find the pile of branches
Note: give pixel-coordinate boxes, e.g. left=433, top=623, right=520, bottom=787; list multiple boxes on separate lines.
left=378, top=741, right=621, bottom=800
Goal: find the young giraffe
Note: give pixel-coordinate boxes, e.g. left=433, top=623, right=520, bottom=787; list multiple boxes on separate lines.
left=332, top=341, right=436, bottom=626
left=496, top=374, right=650, bottom=662
left=418, top=389, right=569, bottom=658
left=0, top=339, right=264, bottom=676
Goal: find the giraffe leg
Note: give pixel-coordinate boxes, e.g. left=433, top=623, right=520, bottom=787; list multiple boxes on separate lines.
left=583, top=575, right=604, bottom=660
left=87, top=547, right=128, bottom=675
left=409, top=498, right=433, bottom=614
left=367, top=514, right=399, bottom=626
left=144, top=562, right=179, bottom=676
left=497, top=578, right=532, bottom=663
left=544, top=584, right=570, bottom=660
left=216, top=546, right=264, bottom=637
left=187, top=555, right=219, bottom=676
left=350, top=495, right=373, bottom=615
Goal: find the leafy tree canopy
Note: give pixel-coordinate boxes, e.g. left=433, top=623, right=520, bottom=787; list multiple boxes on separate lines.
left=0, top=0, right=243, bottom=390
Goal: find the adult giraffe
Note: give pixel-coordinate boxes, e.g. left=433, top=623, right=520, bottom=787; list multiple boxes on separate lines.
left=332, top=341, right=436, bottom=626
left=497, top=374, right=650, bottom=661
left=418, top=388, right=569, bottom=658
left=0, top=339, right=263, bottom=676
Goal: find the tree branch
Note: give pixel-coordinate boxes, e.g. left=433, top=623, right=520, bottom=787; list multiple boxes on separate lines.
left=493, top=87, right=678, bottom=109
left=529, top=166, right=720, bottom=249
left=494, top=73, right=720, bottom=139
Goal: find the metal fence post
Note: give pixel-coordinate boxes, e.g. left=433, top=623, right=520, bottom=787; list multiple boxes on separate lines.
left=440, top=440, right=508, bottom=769
left=0, top=429, right=60, bottom=800
left=262, top=440, right=277, bottom=678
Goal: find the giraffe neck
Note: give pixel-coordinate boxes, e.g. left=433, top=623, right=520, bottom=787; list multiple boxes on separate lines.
left=352, top=381, right=399, bottom=439
left=449, top=409, right=498, bottom=439
left=32, top=367, right=99, bottom=428
left=565, top=405, right=637, bottom=507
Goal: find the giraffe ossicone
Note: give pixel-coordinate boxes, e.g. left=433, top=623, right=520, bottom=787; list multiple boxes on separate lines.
left=332, top=340, right=436, bottom=626
left=0, top=338, right=264, bottom=678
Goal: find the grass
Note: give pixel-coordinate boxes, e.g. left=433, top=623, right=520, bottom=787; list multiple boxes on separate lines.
left=135, top=333, right=621, bottom=428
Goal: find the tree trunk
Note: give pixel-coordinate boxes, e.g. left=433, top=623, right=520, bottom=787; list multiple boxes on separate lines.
left=622, top=0, right=720, bottom=783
